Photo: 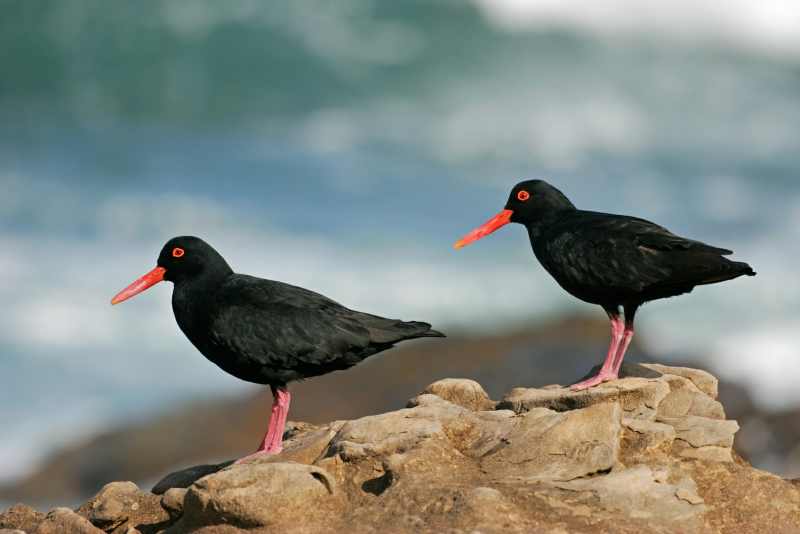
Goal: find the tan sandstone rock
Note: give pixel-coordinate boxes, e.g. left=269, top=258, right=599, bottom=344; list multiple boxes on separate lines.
left=176, top=462, right=335, bottom=531
left=0, top=504, right=44, bottom=533
left=483, top=402, right=622, bottom=481
left=33, top=508, right=103, bottom=534
left=161, top=487, right=188, bottom=520
left=642, top=363, right=719, bottom=398
left=418, top=378, right=495, bottom=411
left=5, top=363, right=800, bottom=534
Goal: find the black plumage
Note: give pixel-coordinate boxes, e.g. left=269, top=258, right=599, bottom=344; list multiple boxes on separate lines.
left=182, top=274, right=442, bottom=386
left=112, top=236, right=443, bottom=459
left=455, top=179, right=755, bottom=390
left=527, top=210, right=755, bottom=308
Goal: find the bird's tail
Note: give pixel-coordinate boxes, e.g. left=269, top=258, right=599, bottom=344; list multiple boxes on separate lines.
left=407, top=322, right=446, bottom=338
left=383, top=320, right=446, bottom=341
left=734, top=261, right=757, bottom=277
left=354, top=313, right=445, bottom=343
left=698, top=259, right=756, bottom=285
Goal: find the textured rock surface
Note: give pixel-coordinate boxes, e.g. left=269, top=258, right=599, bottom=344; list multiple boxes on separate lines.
left=175, top=462, right=336, bottom=531
left=0, top=504, right=43, bottom=533
left=419, top=378, right=495, bottom=411
left=3, top=364, right=800, bottom=533
left=32, top=508, right=103, bottom=534
left=77, top=480, right=170, bottom=534
left=482, top=402, right=622, bottom=481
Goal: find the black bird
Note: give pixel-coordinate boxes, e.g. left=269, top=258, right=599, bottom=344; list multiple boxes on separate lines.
left=111, top=236, right=444, bottom=461
left=455, top=180, right=755, bottom=390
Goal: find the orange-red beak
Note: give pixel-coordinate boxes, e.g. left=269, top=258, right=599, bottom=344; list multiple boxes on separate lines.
left=111, top=266, right=166, bottom=305
left=454, top=209, right=513, bottom=250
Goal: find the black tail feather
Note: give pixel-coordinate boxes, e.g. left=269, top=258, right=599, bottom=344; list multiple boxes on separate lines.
left=697, top=259, right=756, bottom=286
left=354, top=314, right=445, bottom=343
left=398, top=321, right=446, bottom=339
left=418, top=327, right=446, bottom=338
left=738, top=262, right=757, bottom=277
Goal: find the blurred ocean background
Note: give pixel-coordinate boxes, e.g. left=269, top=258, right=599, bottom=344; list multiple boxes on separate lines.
left=1, top=0, right=799, bottom=498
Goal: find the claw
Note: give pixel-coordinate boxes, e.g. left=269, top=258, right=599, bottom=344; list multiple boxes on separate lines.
left=234, top=447, right=282, bottom=465
left=570, top=371, right=618, bottom=391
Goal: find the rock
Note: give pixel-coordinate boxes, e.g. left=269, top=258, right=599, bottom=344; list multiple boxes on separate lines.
left=6, top=364, right=800, bottom=533
left=328, top=405, right=447, bottom=461
left=642, top=364, right=719, bottom=398
left=152, top=423, right=340, bottom=497
left=499, top=377, right=670, bottom=422
left=85, top=481, right=139, bottom=529
left=551, top=465, right=705, bottom=528
left=267, top=422, right=345, bottom=465
left=501, top=364, right=739, bottom=466
left=416, top=378, right=495, bottom=411
left=33, top=508, right=104, bottom=534
left=177, top=462, right=335, bottom=530
left=0, top=504, right=44, bottom=532
left=656, top=375, right=725, bottom=419
left=677, top=444, right=735, bottom=463
left=327, top=395, right=515, bottom=462
left=161, top=487, right=187, bottom=520
left=78, top=480, right=170, bottom=534
left=662, top=415, right=739, bottom=449
left=623, top=418, right=677, bottom=451
left=483, top=402, right=622, bottom=481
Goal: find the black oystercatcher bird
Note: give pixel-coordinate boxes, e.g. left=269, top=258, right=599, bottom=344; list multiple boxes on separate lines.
left=111, top=236, right=444, bottom=461
left=455, top=180, right=755, bottom=390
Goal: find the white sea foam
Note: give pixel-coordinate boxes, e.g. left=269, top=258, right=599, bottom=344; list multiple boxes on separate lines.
left=712, top=321, right=800, bottom=409
left=473, top=0, right=800, bottom=58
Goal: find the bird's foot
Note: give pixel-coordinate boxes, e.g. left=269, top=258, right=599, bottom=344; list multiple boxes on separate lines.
left=234, top=446, right=283, bottom=465
left=570, top=371, right=618, bottom=391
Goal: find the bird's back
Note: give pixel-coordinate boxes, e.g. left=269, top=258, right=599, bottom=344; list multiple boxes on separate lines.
left=194, top=274, right=442, bottom=385
left=530, top=210, right=755, bottom=306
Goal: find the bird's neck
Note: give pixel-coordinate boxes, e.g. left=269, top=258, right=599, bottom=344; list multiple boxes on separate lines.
left=172, top=267, right=231, bottom=326
left=524, top=208, right=573, bottom=239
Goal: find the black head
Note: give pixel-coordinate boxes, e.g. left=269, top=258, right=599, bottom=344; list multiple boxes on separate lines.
left=111, top=236, right=233, bottom=305
left=156, top=236, right=232, bottom=283
left=504, top=180, right=576, bottom=224
left=454, top=179, right=576, bottom=249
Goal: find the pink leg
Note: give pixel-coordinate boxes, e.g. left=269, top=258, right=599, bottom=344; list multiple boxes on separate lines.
left=571, top=314, right=625, bottom=391
left=612, top=324, right=634, bottom=376
left=235, top=386, right=291, bottom=464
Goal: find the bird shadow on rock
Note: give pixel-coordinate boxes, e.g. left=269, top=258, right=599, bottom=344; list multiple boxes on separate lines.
left=151, top=461, right=234, bottom=495
left=361, top=470, right=394, bottom=497
left=575, top=362, right=662, bottom=384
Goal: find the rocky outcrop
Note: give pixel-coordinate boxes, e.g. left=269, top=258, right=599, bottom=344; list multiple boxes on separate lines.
left=3, top=364, right=800, bottom=533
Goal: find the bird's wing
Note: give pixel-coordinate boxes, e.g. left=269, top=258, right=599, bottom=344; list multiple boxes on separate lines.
left=623, top=217, right=733, bottom=255
left=207, top=275, right=375, bottom=368
left=542, top=213, right=735, bottom=292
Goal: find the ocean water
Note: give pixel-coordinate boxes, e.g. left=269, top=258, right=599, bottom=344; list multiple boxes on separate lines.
left=1, top=0, right=799, bottom=483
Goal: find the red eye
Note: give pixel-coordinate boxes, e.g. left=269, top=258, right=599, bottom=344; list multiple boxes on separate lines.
left=172, top=247, right=185, bottom=258
left=517, top=190, right=531, bottom=201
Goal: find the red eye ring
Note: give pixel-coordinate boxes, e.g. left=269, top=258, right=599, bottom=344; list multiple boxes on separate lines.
left=517, top=190, right=531, bottom=201
left=172, top=247, right=185, bottom=258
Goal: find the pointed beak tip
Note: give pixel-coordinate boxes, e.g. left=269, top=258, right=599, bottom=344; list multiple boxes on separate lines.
left=453, top=209, right=513, bottom=251
left=110, top=266, right=166, bottom=306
